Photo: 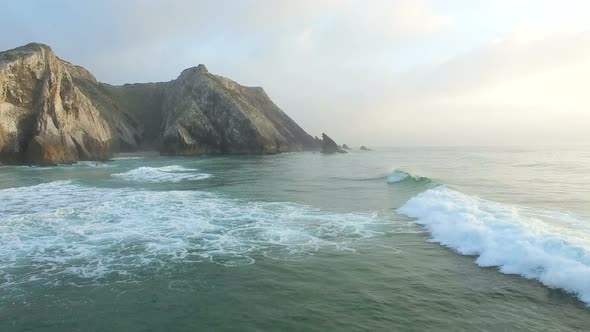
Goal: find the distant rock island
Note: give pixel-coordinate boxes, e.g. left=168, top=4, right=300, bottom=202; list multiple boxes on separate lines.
left=0, top=43, right=350, bottom=165
left=320, top=133, right=347, bottom=154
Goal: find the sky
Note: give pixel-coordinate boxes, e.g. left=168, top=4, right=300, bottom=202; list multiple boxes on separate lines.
left=2, top=0, right=590, bottom=146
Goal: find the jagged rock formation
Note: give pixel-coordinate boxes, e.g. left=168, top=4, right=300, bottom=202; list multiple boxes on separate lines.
left=0, top=43, right=112, bottom=164
left=360, top=145, right=372, bottom=151
left=0, top=43, right=320, bottom=165
left=320, top=133, right=347, bottom=154
left=314, top=136, right=322, bottom=147
left=160, top=64, right=317, bottom=155
left=341, top=144, right=351, bottom=150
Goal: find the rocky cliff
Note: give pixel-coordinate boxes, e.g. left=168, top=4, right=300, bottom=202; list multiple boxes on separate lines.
left=160, top=64, right=317, bottom=155
left=0, top=43, right=113, bottom=164
left=0, top=43, right=319, bottom=165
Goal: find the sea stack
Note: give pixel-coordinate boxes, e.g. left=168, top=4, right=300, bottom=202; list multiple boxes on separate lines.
left=320, top=133, right=347, bottom=154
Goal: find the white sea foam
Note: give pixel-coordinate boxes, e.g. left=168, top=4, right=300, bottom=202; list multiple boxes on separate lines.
left=12, top=161, right=113, bottom=170
left=0, top=181, right=384, bottom=289
left=111, top=156, right=146, bottom=160
left=112, top=165, right=211, bottom=183
left=397, top=186, right=590, bottom=304
left=76, top=161, right=114, bottom=168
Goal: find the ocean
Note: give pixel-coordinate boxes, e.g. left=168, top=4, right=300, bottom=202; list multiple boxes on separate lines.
left=0, top=147, right=589, bottom=331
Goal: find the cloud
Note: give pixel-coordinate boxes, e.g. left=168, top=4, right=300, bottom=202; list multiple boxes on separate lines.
left=367, top=28, right=590, bottom=145
left=1, top=0, right=589, bottom=145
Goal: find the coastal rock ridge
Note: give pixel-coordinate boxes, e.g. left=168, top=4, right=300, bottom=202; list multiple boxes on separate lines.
left=0, top=43, right=321, bottom=165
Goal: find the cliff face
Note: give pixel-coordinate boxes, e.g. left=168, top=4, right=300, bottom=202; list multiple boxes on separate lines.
left=0, top=43, right=319, bottom=165
left=0, top=43, right=113, bottom=164
left=161, top=65, right=317, bottom=155
left=68, top=71, right=147, bottom=152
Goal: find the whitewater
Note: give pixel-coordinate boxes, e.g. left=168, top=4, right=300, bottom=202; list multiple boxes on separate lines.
left=395, top=180, right=590, bottom=304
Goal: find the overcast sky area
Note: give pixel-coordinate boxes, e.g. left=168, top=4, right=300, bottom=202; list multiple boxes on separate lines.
left=2, top=0, right=590, bottom=146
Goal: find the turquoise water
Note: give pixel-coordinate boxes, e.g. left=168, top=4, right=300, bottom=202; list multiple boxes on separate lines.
left=1, top=147, right=589, bottom=331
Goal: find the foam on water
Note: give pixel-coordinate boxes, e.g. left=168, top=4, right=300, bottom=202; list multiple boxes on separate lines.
left=10, top=161, right=113, bottom=170
left=111, top=156, right=146, bottom=160
left=112, top=165, right=211, bottom=183
left=397, top=186, right=590, bottom=304
left=0, top=181, right=385, bottom=292
left=76, top=161, right=114, bottom=168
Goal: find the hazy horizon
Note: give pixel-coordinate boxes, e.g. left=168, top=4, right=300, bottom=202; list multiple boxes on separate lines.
left=2, top=0, right=589, bottom=146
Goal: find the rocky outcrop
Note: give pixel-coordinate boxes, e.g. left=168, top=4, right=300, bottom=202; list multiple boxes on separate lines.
left=160, top=65, right=318, bottom=155
left=360, top=145, right=372, bottom=151
left=341, top=144, right=351, bottom=150
left=320, top=133, right=347, bottom=154
left=0, top=43, right=321, bottom=165
left=70, top=76, right=147, bottom=152
left=0, top=43, right=112, bottom=165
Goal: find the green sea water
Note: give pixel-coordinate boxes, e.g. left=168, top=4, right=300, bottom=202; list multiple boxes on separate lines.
left=1, top=147, right=589, bottom=331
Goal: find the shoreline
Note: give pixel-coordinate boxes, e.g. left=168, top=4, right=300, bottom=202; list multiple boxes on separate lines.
left=112, top=151, right=161, bottom=158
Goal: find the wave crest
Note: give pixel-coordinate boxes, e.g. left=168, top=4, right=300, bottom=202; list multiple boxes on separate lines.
left=397, top=186, right=590, bottom=304
left=387, top=170, right=430, bottom=184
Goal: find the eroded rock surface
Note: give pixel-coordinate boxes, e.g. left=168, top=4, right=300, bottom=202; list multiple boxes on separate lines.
left=0, top=43, right=320, bottom=165
left=0, top=43, right=112, bottom=164
left=160, top=65, right=318, bottom=155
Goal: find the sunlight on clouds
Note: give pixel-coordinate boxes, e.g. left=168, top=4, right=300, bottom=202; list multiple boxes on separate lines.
left=427, top=29, right=590, bottom=116
left=2, top=0, right=589, bottom=145
left=462, top=60, right=590, bottom=112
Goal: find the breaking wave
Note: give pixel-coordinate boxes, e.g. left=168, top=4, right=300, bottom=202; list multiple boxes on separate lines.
left=397, top=186, right=590, bottom=304
left=332, top=169, right=431, bottom=185
left=386, top=169, right=430, bottom=184
left=112, top=165, right=211, bottom=183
